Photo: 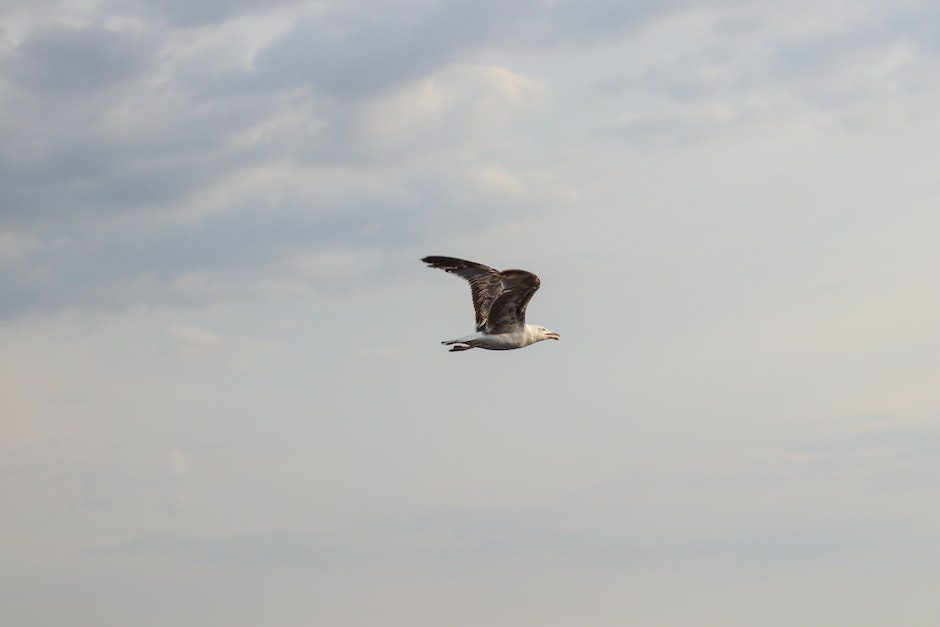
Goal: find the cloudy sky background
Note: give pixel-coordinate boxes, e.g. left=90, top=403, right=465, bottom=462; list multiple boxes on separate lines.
left=3, top=0, right=940, bottom=624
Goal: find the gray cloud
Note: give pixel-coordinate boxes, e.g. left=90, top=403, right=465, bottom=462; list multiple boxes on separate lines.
left=184, top=0, right=673, bottom=101
left=251, top=0, right=668, bottom=97
left=122, top=0, right=304, bottom=27
left=596, top=2, right=940, bottom=146
left=3, top=0, right=940, bottom=320
left=0, top=175, right=530, bottom=316
left=2, top=24, right=151, bottom=95
left=0, top=3, right=566, bottom=317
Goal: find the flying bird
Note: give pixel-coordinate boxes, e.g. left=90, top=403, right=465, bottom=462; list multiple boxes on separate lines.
left=421, top=256, right=560, bottom=352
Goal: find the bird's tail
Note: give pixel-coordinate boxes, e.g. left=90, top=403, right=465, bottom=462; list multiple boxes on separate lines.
left=442, top=339, right=474, bottom=352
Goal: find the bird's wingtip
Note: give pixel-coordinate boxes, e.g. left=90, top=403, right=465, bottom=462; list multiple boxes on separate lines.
left=421, top=255, right=447, bottom=267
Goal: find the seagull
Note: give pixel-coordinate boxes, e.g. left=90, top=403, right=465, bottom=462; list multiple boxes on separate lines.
left=421, top=256, right=560, bottom=352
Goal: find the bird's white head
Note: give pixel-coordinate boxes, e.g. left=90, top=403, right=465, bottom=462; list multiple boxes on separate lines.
left=529, top=325, right=560, bottom=343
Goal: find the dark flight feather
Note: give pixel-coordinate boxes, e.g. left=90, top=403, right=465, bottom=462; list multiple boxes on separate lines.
left=421, top=256, right=541, bottom=333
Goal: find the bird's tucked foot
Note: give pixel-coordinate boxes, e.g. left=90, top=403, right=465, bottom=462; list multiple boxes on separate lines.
left=448, top=344, right=473, bottom=352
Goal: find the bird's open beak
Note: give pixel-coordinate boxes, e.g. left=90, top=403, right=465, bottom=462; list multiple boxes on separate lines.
left=548, top=332, right=560, bottom=340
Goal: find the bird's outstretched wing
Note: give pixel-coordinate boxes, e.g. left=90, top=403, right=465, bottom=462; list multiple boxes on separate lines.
left=484, top=269, right=540, bottom=334
left=421, top=256, right=503, bottom=331
left=422, top=256, right=541, bottom=333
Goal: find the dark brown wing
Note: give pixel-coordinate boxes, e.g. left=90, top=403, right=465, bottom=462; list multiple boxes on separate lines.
left=485, top=269, right=540, bottom=334
left=422, top=256, right=504, bottom=331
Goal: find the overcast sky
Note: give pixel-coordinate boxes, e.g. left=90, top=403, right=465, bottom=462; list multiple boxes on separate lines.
left=3, top=1, right=940, bottom=625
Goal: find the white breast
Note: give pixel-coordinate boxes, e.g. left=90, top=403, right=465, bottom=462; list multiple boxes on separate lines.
left=476, top=331, right=527, bottom=350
